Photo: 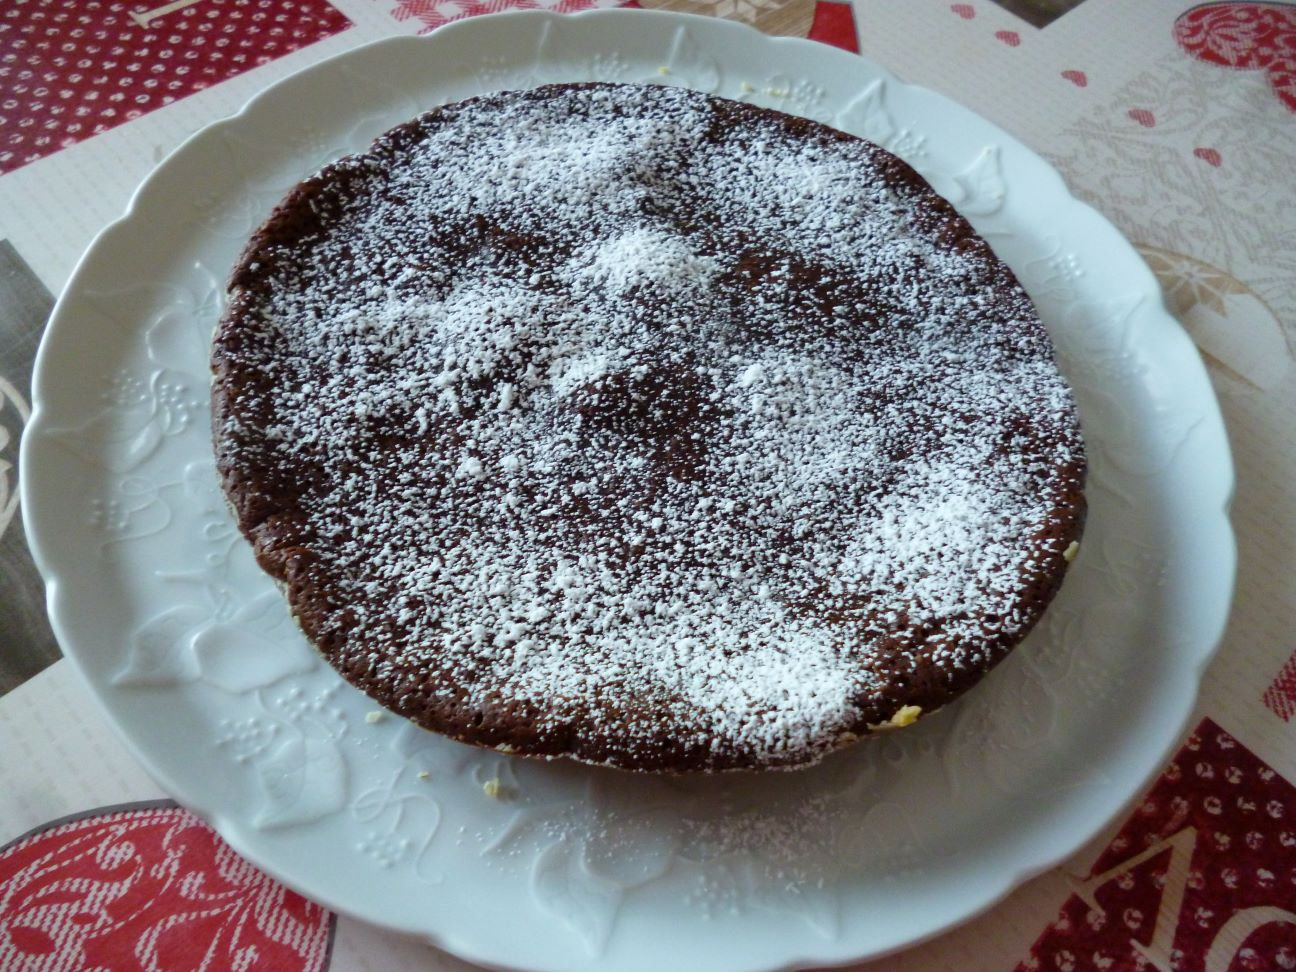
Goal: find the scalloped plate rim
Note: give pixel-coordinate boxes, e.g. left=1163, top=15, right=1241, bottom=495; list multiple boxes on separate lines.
left=20, top=9, right=1236, bottom=971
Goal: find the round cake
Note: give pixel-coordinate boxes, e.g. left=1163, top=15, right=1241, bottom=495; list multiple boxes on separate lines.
left=212, top=82, right=1086, bottom=773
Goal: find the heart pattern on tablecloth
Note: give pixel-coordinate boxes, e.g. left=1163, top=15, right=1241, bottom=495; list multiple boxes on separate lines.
left=0, top=802, right=334, bottom=971
left=1194, top=145, right=1223, bottom=166
left=1175, top=2, right=1296, bottom=113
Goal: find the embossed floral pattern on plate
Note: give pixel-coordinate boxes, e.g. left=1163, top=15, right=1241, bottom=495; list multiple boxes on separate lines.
left=20, top=11, right=1234, bottom=972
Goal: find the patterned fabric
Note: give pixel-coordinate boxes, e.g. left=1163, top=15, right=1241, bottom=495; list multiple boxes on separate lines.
left=1019, top=720, right=1296, bottom=972
left=1174, top=2, right=1296, bottom=113
left=0, top=0, right=353, bottom=175
left=1264, top=649, right=1296, bottom=721
left=391, top=0, right=625, bottom=32
left=0, top=803, right=334, bottom=971
left=389, top=0, right=859, bottom=51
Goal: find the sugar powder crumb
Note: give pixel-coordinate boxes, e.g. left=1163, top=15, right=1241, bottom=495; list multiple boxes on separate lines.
left=213, top=83, right=1085, bottom=772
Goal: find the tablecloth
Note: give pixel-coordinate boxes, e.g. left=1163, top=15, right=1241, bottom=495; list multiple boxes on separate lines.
left=2, top=0, right=1294, bottom=968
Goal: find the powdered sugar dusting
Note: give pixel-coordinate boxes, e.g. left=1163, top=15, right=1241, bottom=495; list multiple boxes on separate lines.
left=215, top=84, right=1084, bottom=771
left=566, top=227, right=720, bottom=298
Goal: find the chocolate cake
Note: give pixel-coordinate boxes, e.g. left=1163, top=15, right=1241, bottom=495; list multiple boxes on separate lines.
left=212, top=83, right=1086, bottom=772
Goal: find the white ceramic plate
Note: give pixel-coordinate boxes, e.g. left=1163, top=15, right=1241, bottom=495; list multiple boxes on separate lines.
left=22, top=11, right=1234, bottom=972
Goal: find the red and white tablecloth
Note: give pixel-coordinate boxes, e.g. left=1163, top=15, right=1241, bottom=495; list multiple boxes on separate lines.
left=2, top=1, right=1294, bottom=969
